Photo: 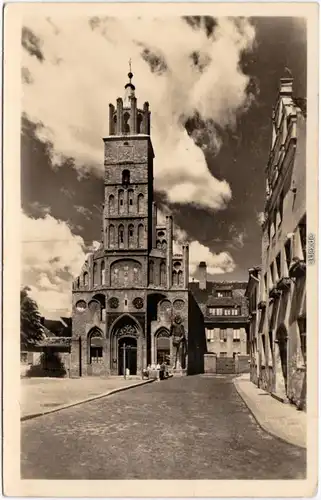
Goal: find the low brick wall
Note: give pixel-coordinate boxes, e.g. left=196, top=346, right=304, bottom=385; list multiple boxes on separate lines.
left=204, top=354, right=250, bottom=375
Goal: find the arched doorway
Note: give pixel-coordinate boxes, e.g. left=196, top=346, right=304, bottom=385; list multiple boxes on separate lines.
left=275, top=324, right=288, bottom=396
left=155, top=328, right=171, bottom=365
left=87, top=327, right=104, bottom=376
left=110, top=315, right=141, bottom=376
left=118, top=337, right=137, bottom=375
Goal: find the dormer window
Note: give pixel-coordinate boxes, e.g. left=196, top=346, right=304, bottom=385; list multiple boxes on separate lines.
left=214, top=290, right=232, bottom=298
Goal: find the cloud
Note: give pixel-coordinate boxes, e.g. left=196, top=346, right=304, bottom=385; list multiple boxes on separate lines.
left=75, top=205, right=92, bottom=220
left=27, top=201, right=51, bottom=217
left=256, top=211, right=265, bottom=226
left=228, top=224, right=247, bottom=249
left=22, top=15, right=255, bottom=212
left=21, top=212, right=87, bottom=318
left=189, top=241, right=235, bottom=275
left=157, top=207, right=235, bottom=274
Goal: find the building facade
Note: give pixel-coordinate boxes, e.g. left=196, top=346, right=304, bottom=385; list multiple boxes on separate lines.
left=70, top=72, right=206, bottom=377
left=253, top=77, right=306, bottom=409
left=189, top=262, right=249, bottom=374
left=245, top=266, right=261, bottom=386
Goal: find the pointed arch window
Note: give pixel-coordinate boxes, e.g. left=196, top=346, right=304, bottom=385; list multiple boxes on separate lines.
left=118, top=224, right=125, bottom=247
left=108, top=194, right=115, bottom=214
left=149, top=260, right=154, bottom=285
left=124, top=112, right=130, bottom=134
left=128, top=189, right=134, bottom=213
left=178, top=270, right=183, bottom=286
left=118, top=189, right=124, bottom=213
left=83, top=271, right=89, bottom=288
left=138, top=224, right=144, bottom=248
left=172, top=270, right=178, bottom=287
left=137, top=114, right=143, bottom=134
left=93, top=262, right=99, bottom=286
left=160, top=261, right=166, bottom=287
left=128, top=224, right=135, bottom=248
left=109, top=224, right=115, bottom=248
left=138, top=193, right=144, bottom=214
left=122, top=169, right=130, bottom=186
left=101, top=260, right=105, bottom=285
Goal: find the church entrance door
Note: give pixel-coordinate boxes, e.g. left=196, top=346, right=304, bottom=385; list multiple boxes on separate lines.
left=118, top=337, right=137, bottom=376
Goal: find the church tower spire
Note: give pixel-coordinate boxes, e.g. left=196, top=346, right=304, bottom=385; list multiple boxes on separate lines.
left=108, top=65, right=150, bottom=136
left=124, top=59, right=135, bottom=107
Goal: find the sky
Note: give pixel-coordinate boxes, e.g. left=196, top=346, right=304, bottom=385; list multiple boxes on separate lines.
left=21, top=15, right=307, bottom=319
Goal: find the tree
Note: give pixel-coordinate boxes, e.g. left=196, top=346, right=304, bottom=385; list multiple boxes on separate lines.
left=20, top=286, right=44, bottom=348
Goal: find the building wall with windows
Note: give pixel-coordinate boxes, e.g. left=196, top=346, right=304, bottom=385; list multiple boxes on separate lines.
left=256, top=77, right=306, bottom=409
left=245, top=267, right=261, bottom=386
left=189, top=265, right=249, bottom=362
left=71, top=73, right=206, bottom=377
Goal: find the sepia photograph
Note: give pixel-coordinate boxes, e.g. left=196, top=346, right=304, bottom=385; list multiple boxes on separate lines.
left=2, top=2, right=318, bottom=497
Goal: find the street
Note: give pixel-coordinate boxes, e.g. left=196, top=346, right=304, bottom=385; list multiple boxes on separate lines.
left=21, top=375, right=306, bottom=480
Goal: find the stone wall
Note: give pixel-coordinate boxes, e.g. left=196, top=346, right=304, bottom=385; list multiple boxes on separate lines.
left=204, top=354, right=250, bottom=375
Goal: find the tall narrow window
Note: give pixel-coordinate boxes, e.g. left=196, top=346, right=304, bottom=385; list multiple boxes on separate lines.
left=219, top=329, right=227, bottom=341
left=118, top=224, right=124, bottom=247
left=270, top=263, right=275, bottom=287
left=93, top=262, right=99, bottom=286
left=276, top=252, right=281, bottom=280
left=172, top=271, right=178, bottom=286
left=128, top=224, right=134, bottom=247
left=108, top=194, right=115, bottom=214
left=160, top=261, right=166, bottom=286
left=138, top=193, right=144, bottom=214
left=109, top=224, right=115, bottom=248
left=149, top=260, right=154, bottom=285
left=137, top=114, right=143, bottom=133
left=118, top=189, right=124, bottom=214
left=101, top=260, right=105, bottom=285
left=178, top=270, right=183, bottom=286
left=122, top=169, right=130, bottom=186
left=128, top=189, right=134, bottom=213
left=285, top=238, right=292, bottom=272
left=124, top=112, right=130, bottom=134
left=83, top=272, right=89, bottom=287
left=233, top=329, right=241, bottom=341
left=138, top=224, right=144, bottom=248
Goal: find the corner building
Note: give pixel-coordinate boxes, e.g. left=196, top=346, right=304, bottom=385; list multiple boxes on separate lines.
left=256, top=77, right=306, bottom=409
left=71, top=73, right=205, bottom=377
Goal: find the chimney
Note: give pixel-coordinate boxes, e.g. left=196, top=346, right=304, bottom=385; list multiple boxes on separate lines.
left=198, top=261, right=207, bottom=290
left=280, top=77, right=293, bottom=97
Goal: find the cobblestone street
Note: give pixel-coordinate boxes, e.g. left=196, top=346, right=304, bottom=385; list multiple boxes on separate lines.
left=21, top=375, right=306, bottom=480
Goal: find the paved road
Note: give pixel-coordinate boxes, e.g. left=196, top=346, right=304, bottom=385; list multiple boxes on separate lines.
left=21, top=375, right=306, bottom=479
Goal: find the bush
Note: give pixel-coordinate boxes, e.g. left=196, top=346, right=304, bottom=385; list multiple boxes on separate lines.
left=26, top=350, right=67, bottom=378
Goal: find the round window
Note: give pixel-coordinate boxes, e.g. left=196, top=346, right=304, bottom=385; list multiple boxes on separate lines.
left=75, top=300, right=86, bottom=312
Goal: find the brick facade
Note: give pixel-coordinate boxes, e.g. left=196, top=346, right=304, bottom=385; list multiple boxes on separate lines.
left=71, top=74, right=206, bottom=377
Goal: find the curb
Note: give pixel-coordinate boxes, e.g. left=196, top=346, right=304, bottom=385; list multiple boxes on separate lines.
left=233, top=377, right=306, bottom=449
left=21, top=379, right=155, bottom=422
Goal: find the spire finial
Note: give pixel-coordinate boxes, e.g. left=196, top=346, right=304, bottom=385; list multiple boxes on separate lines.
left=128, top=58, right=133, bottom=83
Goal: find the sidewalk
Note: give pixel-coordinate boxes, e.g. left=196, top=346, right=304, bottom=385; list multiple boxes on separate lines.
left=233, top=374, right=306, bottom=448
left=21, top=376, right=153, bottom=421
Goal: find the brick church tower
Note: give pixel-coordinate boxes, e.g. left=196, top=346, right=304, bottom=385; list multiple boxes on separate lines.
left=71, top=70, right=196, bottom=377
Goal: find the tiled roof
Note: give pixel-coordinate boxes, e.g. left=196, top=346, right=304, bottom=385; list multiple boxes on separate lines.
left=204, top=316, right=249, bottom=324
left=206, top=296, right=243, bottom=307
